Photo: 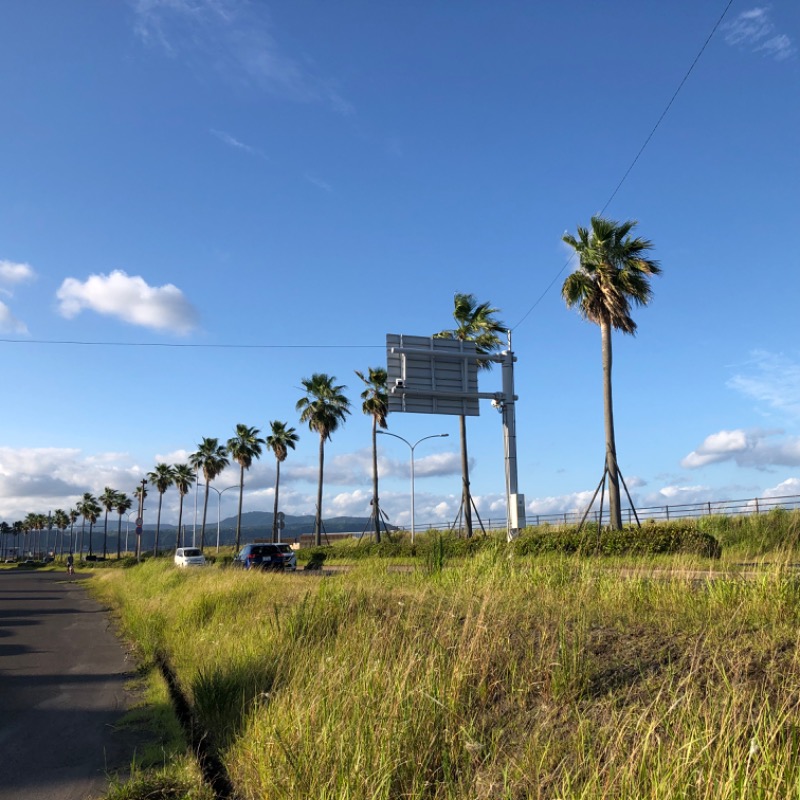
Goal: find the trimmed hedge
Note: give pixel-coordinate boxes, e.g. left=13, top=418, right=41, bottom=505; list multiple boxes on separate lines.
left=512, top=523, right=721, bottom=559
left=298, top=530, right=500, bottom=562
left=297, top=523, right=722, bottom=563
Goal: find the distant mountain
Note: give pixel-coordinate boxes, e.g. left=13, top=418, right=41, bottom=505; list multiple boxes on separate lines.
left=121, top=510, right=394, bottom=551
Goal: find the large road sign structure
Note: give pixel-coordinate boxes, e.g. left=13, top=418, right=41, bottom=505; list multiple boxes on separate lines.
left=386, top=333, right=526, bottom=539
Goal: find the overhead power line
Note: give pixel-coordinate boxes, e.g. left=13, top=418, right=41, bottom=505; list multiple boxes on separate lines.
left=0, top=338, right=380, bottom=350
left=511, top=0, right=735, bottom=332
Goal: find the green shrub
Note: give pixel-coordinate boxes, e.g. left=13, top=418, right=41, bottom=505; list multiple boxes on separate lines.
left=513, top=522, right=721, bottom=558
left=297, top=529, right=500, bottom=562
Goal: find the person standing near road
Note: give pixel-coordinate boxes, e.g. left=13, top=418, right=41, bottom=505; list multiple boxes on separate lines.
left=66, top=553, right=74, bottom=576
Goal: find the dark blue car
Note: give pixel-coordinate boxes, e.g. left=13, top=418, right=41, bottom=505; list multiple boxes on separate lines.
left=232, top=543, right=297, bottom=571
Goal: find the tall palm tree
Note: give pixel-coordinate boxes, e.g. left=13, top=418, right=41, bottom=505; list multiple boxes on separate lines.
left=76, top=493, right=93, bottom=559
left=355, top=367, right=389, bottom=542
left=435, top=293, right=505, bottom=538
left=189, top=438, right=230, bottom=552
left=226, top=424, right=265, bottom=552
left=12, top=520, right=23, bottom=559
left=265, top=421, right=299, bottom=543
left=23, top=513, right=37, bottom=558
left=562, top=216, right=661, bottom=530
left=79, top=494, right=101, bottom=557
left=67, top=508, right=79, bottom=555
left=99, top=487, right=120, bottom=560
left=53, top=509, right=69, bottom=560
left=115, top=493, right=132, bottom=559
left=0, top=521, right=9, bottom=560
left=172, top=464, right=195, bottom=550
left=296, top=374, right=351, bottom=546
left=147, top=463, right=176, bottom=556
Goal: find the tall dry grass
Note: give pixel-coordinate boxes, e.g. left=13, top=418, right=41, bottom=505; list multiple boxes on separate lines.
left=94, top=548, right=800, bottom=799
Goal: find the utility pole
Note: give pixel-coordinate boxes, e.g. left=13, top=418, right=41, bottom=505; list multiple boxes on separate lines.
left=136, top=479, right=146, bottom=563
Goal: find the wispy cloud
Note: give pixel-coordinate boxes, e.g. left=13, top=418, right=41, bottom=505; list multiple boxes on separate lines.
left=210, top=129, right=268, bottom=160
left=0, top=301, right=28, bottom=335
left=723, top=7, right=796, bottom=61
left=728, top=350, right=800, bottom=418
left=130, top=0, right=352, bottom=112
left=56, top=270, right=199, bottom=335
left=0, top=259, right=35, bottom=334
left=304, top=173, right=333, bottom=193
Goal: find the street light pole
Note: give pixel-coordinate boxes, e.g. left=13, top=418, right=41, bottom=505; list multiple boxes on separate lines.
left=197, top=484, right=240, bottom=552
left=377, top=431, right=449, bottom=543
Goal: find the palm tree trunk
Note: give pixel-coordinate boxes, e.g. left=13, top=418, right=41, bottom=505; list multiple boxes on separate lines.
left=88, top=522, right=94, bottom=557
left=103, top=512, right=109, bottom=559
left=371, top=417, right=381, bottom=543
left=234, top=466, right=245, bottom=552
left=315, top=434, right=325, bottom=547
left=459, top=414, right=473, bottom=538
left=601, top=320, right=623, bottom=530
left=117, top=514, right=123, bottom=559
left=272, top=459, right=281, bottom=543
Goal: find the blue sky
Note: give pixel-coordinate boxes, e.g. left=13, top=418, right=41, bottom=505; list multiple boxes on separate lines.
left=0, top=0, right=798, bottom=529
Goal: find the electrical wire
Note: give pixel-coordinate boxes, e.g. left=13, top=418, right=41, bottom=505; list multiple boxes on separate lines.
left=0, top=338, right=379, bottom=349
left=510, top=0, right=736, bottom=332
left=0, top=1, right=735, bottom=353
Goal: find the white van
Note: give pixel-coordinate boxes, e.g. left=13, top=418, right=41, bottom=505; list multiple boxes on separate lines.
left=174, top=547, right=206, bottom=567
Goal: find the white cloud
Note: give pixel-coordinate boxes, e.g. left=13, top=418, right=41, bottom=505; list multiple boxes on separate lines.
left=723, top=7, right=796, bottom=61
left=0, top=301, right=29, bottom=334
left=762, top=477, right=800, bottom=499
left=681, top=428, right=800, bottom=469
left=0, top=260, right=35, bottom=284
left=56, top=270, right=198, bottom=334
left=0, top=447, right=143, bottom=521
left=130, top=0, right=352, bottom=112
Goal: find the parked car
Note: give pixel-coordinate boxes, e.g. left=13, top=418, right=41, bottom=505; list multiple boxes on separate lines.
left=232, top=543, right=297, bottom=571
left=174, top=547, right=206, bottom=568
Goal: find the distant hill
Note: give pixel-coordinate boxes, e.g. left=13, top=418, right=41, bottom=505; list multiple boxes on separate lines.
left=116, top=510, right=394, bottom=551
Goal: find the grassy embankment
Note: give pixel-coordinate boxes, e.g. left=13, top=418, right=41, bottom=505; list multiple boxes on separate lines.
left=92, top=511, right=800, bottom=799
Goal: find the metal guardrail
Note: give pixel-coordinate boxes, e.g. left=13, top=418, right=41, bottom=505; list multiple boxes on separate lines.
left=416, top=493, right=800, bottom=534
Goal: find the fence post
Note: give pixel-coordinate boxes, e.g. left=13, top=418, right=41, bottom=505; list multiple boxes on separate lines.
left=755, top=498, right=760, bottom=514
left=666, top=505, right=670, bottom=521
left=707, top=502, right=712, bottom=516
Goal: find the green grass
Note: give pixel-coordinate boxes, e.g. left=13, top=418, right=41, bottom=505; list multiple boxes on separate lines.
left=90, top=513, right=800, bottom=799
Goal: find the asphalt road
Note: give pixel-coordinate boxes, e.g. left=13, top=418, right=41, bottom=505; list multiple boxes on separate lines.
left=0, top=570, right=146, bottom=800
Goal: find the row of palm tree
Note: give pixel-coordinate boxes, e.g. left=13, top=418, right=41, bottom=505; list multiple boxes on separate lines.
left=4, top=221, right=659, bottom=547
